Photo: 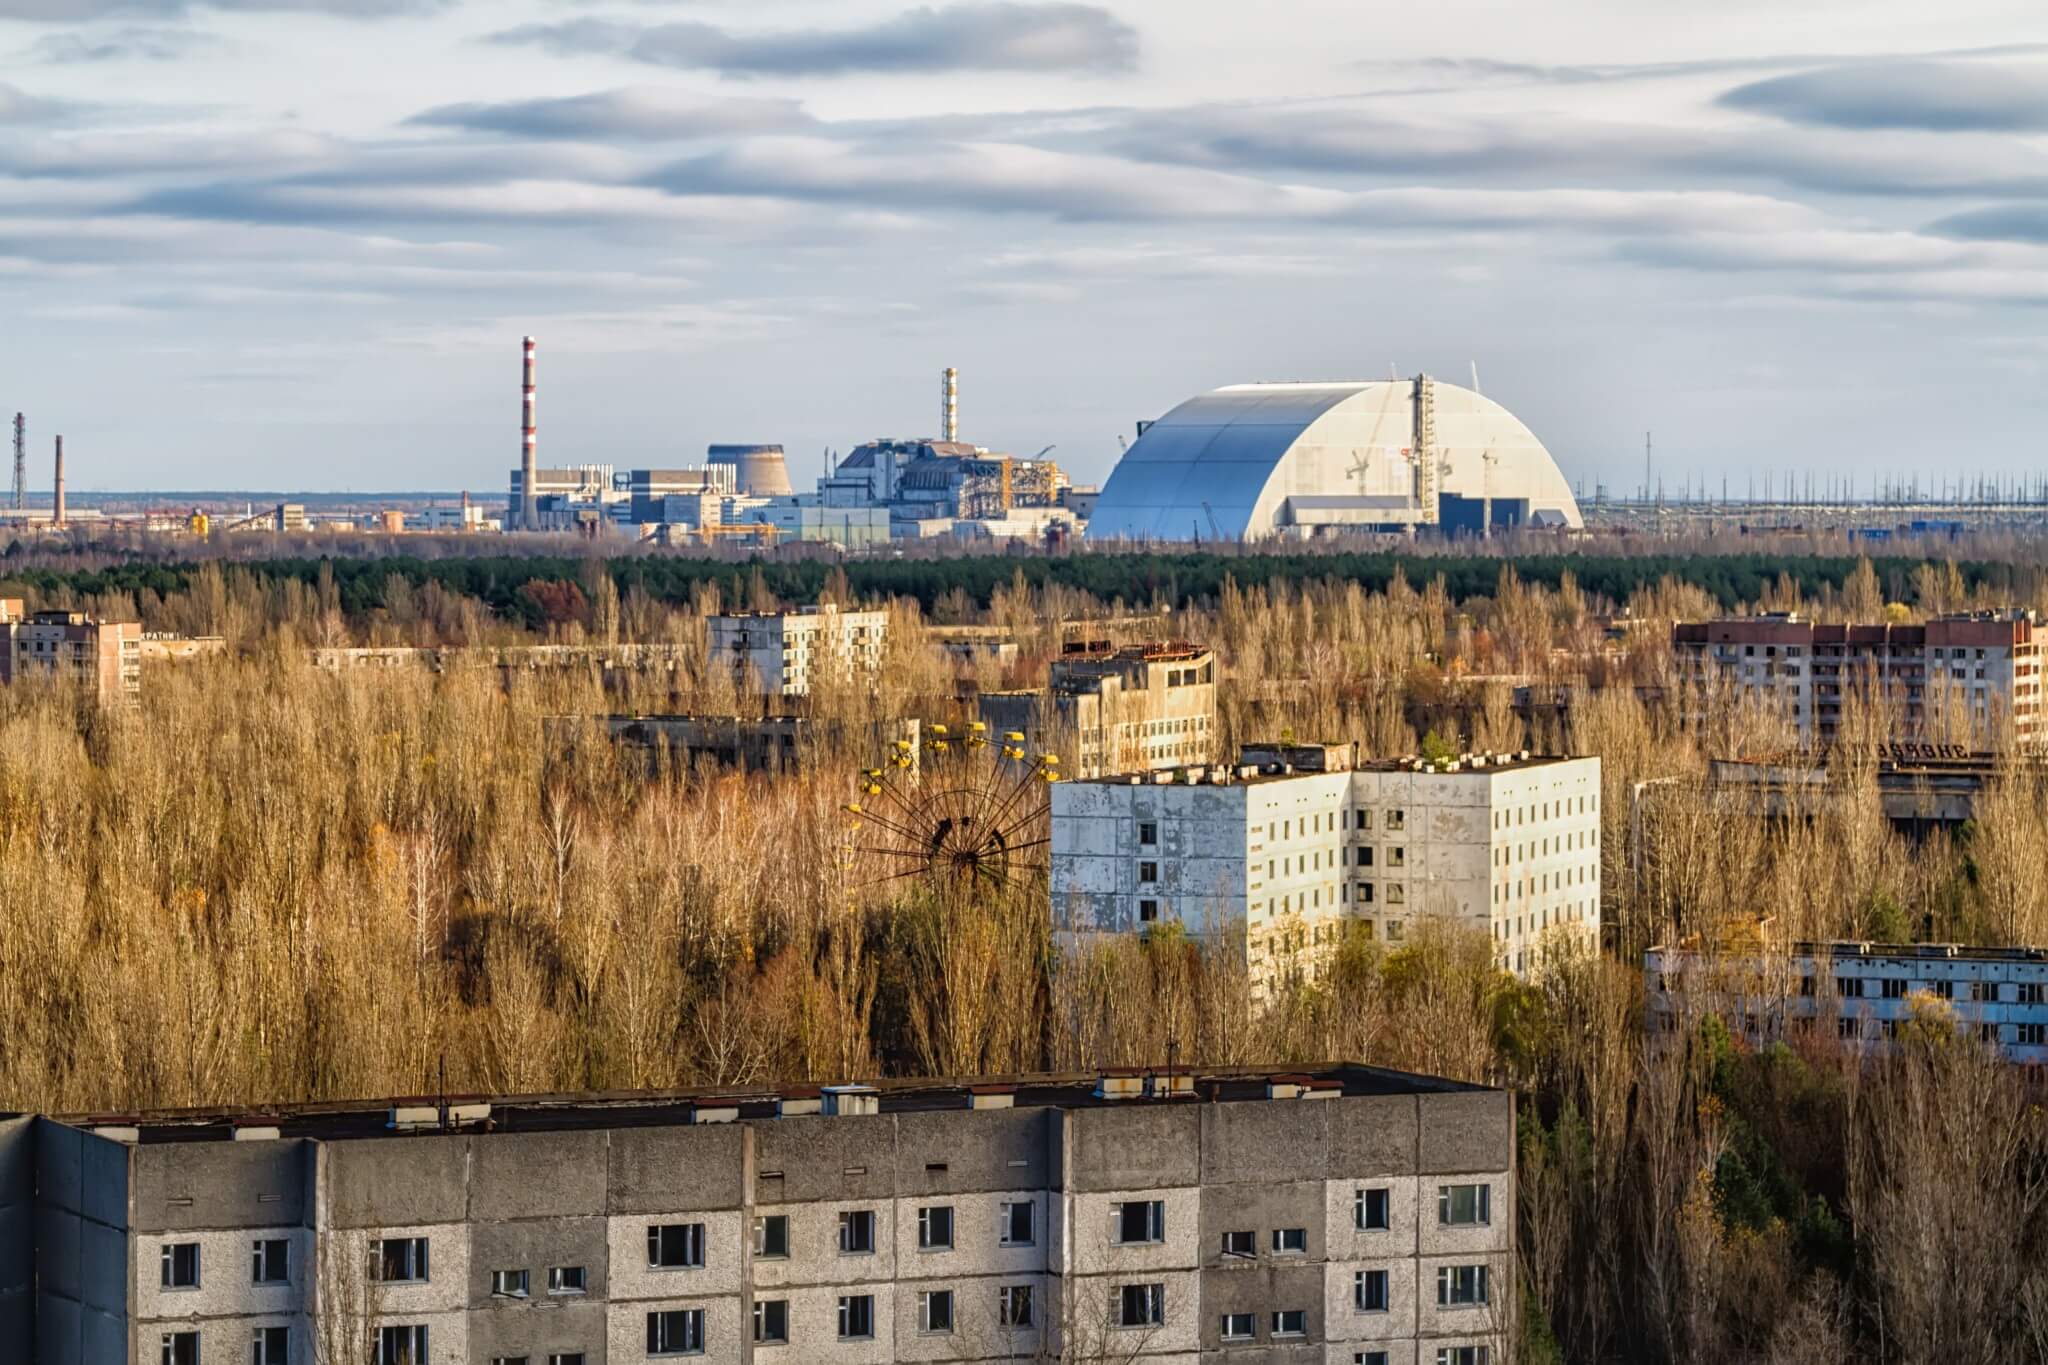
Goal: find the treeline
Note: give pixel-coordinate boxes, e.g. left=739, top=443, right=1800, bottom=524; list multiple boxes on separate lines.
left=0, top=548, right=2035, bottom=628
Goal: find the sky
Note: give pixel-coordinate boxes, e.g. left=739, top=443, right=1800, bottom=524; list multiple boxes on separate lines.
left=4, top=1, right=2048, bottom=496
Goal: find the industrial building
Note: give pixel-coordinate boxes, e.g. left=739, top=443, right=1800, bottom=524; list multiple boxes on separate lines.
left=1646, top=939, right=2048, bottom=1063
left=705, top=606, right=888, bottom=698
left=980, top=642, right=1218, bottom=779
left=1671, top=610, right=2044, bottom=747
left=1084, top=378, right=1583, bottom=542
left=1, top=1063, right=1513, bottom=1364
left=0, top=603, right=141, bottom=704
left=1052, top=743, right=1600, bottom=992
left=550, top=714, right=922, bottom=777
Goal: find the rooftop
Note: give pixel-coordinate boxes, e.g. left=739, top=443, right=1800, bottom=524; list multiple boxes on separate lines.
left=1652, top=940, right=2048, bottom=965
left=46, top=1062, right=1488, bottom=1146
left=1069, top=742, right=1588, bottom=788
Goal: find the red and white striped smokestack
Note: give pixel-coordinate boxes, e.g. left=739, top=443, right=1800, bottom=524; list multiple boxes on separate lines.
left=519, top=336, right=539, bottom=532
left=53, top=435, right=64, bottom=528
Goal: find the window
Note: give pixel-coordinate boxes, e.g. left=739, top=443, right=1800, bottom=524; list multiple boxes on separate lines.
left=251, top=1239, right=288, bottom=1286
left=1357, top=1354, right=1390, bottom=1365
left=548, top=1357, right=585, bottom=1365
left=1272, top=1227, right=1307, bottom=1255
left=2020, top=1023, right=2048, bottom=1046
left=1355, top=1269, right=1389, bottom=1312
left=376, top=1237, right=428, bottom=1283
left=1971, top=980, right=1997, bottom=1002
left=753, top=1215, right=789, bottom=1259
left=648, top=1223, right=705, bottom=1269
left=1114, top=1199, right=1165, bottom=1244
left=1273, top=1309, right=1307, bottom=1338
left=1355, top=1187, right=1390, bottom=1231
left=999, top=1284, right=1034, bottom=1328
left=1137, top=898, right=1160, bottom=924
left=647, top=1308, right=705, bottom=1356
left=548, top=1265, right=587, bottom=1295
left=491, top=1268, right=530, bottom=1299
left=1117, top=1282, right=1165, bottom=1328
left=1439, top=1184, right=1492, bottom=1227
left=1386, top=885, right=1405, bottom=907
left=162, top=1334, right=199, bottom=1365
left=1138, top=861, right=1159, bottom=883
left=1438, top=1264, right=1490, bottom=1306
left=838, top=1294, right=874, bottom=1340
left=161, top=1242, right=201, bottom=1289
left=1881, top=977, right=1908, bottom=1000
left=1387, top=809, right=1406, bottom=830
left=1436, top=1349, right=1490, bottom=1365
left=491, top=1356, right=529, bottom=1365
left=918, top=1205, right=955, bottom=1250
left=838, top=1209, right=875, bottom=1254
left=253, top=1327, right=288, bottom=1365
left=1000, top=1200, right=1035, bottom=1246
left=1389, top=847, right=1406, bottom=868
left=1220, top=1229, right=1255, bottom=1258
left=919, top=1289, right=954, bottom=1334
left=376, top=1325, right=429, bottom=1365
left=1357, top=882, right=1375, bottom=904
left=2022, top=982, right=2046, bottom=1005
left=1221, top=1312, right=1256, bottom=1340
left=752, top=1299, right=789, bottom=1345
left=1138, top=821, right=1158, bottom=846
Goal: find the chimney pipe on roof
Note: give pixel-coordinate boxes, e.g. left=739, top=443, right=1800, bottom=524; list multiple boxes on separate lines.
left=941, top=366, right=959, bottom=443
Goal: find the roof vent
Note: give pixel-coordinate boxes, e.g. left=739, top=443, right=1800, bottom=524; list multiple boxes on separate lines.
left=692, top=1100, right=740, bottom=1125
left=821, top=1084, right=880, bottom=1117
left=90, top=1125, right=140, bottom=1143
left=1147, top=1072, right=1195, bottom=1100
left=1094, top=1070, right=1146, bottom=1101
left=1302, top=1079, right=1342, bottom=1101
left=778, top=1088, right=823, bottom=1118
left=387, top=1104, right=441, bottom=1132
left=1265, top=1074, right=1315, bottom=1101
left=233, top=1125, right=283, bottom=1142
left=969, top=1084, right=1017, bottom=1111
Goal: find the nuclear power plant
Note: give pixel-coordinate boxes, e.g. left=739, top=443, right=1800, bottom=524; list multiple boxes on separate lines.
left=1085, top=378, right=1584, bottom=541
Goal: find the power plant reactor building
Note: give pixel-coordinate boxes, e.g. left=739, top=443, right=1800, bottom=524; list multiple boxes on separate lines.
left=1085, top=378, right=1583, bottom=541
left=708, top=444, right=795, bottom=498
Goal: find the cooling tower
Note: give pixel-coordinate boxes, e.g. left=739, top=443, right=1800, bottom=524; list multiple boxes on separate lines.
left=707, top=444, right=795, bottom=497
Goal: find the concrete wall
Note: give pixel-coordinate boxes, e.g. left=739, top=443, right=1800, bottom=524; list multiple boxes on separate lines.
left=34, top=1121, right=129, bottom=1365
left=0, top=1118, right=34, bottom=1357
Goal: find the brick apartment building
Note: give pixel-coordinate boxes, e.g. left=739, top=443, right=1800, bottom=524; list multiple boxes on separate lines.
left=1671, top=610, right=2043, bottom=746
left=0, top=1065, right=1512, bottom=1365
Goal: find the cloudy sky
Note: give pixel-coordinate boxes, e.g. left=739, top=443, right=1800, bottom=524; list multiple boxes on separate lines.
left=4, top=0, right=2048, bottom=495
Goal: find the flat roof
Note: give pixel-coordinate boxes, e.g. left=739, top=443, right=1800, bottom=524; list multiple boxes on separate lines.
left=1651, top=940, right=2048, bottom=964
left=1068, top=751, right=1586, bottom=788
left=50, top=1063, right=1491, bottom=1146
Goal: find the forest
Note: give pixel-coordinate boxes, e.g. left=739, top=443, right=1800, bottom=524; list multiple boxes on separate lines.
left=0, top=546, right=2045, bottom=1363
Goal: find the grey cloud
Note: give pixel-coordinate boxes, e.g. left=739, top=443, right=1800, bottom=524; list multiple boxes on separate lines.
left=1928, top=205, right=2048, bottom=244
left=491, top=2, right=1137, bottom=76
left=0, top=0, right=445, bottom=17
left=0, top=82, right=74, bottom=122
left=29, top=25, right=219, bottom=62
left=410, top=88, right=811, bottom=141
left=1721, top=61, right=2048, bottom=131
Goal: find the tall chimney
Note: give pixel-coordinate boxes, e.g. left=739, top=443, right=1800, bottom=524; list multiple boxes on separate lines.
left=52, top=436, right=64, bottom=527
left=941, top=366, right=958, bottom=443
left=520, top=336, right=539, bottom=532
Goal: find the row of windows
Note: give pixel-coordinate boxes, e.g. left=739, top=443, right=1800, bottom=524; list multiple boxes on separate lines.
left=1491, top=795, right=1595, bottom=829
left=159, top=1240, right=289, bottom=1291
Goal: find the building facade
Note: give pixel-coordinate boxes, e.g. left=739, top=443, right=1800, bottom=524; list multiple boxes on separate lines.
left=1671, top=610, right=2044, bottom=746
left=705, top=607, right=887, bottom=698
left=981, top=643, right=1218, bottom=779
left=1646, top=940, right=2048, bottom=1063
left=3, top=1065, right=1513, bottom=1365
left=1052, top=744, right=1601, bottom=989
left=0, top=605, right=142, bottom=703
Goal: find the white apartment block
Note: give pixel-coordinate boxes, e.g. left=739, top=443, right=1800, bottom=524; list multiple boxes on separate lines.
left=1647, top=939, right=2048, bottom=1063
left=6, top=1066, right=1513, bottom=1365
left=1052, top=743, right=1601, bottom=991
left=704, top=605, right=887, bottom=698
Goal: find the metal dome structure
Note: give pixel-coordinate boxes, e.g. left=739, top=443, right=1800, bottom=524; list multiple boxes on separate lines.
left=1084, top=378, right=1582, bottom=541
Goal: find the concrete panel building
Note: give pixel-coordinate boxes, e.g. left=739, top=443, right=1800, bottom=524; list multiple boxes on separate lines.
left=981, top=643, right=1218, bottom=779
left=705, top=606, right=888, bottom=698
left=0, top=1065, right=1512, bottom=1364
left=0, top=604, right=141, bottom=704
left=1671, top=609, right=2045, bottom=747
left=1053, top=743, right=1600, bottom=992
left=1647, top=939, right=2048, bottom=1062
